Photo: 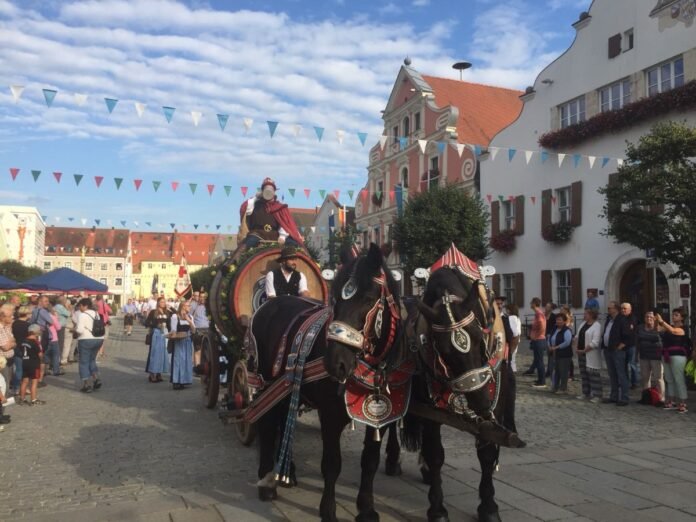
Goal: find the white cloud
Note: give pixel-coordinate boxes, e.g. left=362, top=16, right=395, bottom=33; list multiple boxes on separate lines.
left=412, top=0, right=430, bottom=5
left=378, top=3, right=401, bottom=15
left=547, top=0, right=590, bottom=11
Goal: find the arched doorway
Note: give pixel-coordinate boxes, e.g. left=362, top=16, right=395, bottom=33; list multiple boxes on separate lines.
left=619, top=260, right=670, bottom=320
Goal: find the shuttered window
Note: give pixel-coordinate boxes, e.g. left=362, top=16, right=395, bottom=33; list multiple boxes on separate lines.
left=515, top=196, right=525, bottom=235
left=608, top=33, right=622, bottom=59
left=541, top=270, right=552, bottom=305
left=491, top=200, right=500, bottom=236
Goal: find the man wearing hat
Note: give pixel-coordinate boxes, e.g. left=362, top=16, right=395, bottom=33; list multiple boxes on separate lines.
left=265, top=247, right=309, bottom=298
left=238, top=177, right=305, bottom=248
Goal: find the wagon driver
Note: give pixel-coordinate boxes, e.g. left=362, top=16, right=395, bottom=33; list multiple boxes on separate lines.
left=265, top=247, right=310, bottom=298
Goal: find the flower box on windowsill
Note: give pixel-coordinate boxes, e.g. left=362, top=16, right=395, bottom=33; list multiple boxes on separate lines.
left=542, top=222, right=574, bottom=244
left=489, top=229, right=517, bottom=253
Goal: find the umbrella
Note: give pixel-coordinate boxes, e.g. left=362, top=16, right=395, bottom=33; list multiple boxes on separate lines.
left=0, top=275, right=18, bottom=290
left=22, top=267, right=108, bottom=293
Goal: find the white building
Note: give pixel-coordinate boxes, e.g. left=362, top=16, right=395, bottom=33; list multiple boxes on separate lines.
left=306, top=195, right=355, bottom=266
left=0, top=205, right=46, bottom=267
left=483, top=0, right=696, bottom=321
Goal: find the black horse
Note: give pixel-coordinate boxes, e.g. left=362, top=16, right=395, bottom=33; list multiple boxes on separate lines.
left=326, top=261, right=522, bottom=522
left=250, top=244, right=403, bottom=521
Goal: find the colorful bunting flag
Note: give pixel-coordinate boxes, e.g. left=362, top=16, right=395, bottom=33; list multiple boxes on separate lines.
left=10, top=85, right=24, bottom=103
left=588, top=156, right=596, bottom=169
left=53, top=171, right=62, bottom=183
left=94, top=175, right=103, bottom=187
left=379, top=135, right=388, bottom=151
left=319, top=189, right=326, bottom=199
left=189, top=183, right=197, bottom=194
left=217, top=114, right=228, bottom=131
left=74, top=93, right=88, bottom=106
left=531, top=196, right=536, bottom=205
left=573, top=154, right=581, bottom=168
left=292, top=124, right=302, bottom=137
left=456, top=143, right=465, bottom=157
left=418, top=139, right=427, bottom=154
left=224, top=185, right=231, bottom=196
left=436, top=141, right=446, bottom=154
left=121, top=220, right=127, bottom=226
left=508, top=148, right=517, bottom=162
left=267, top=120, right=279, bottom=137
left=524, top=150, right=533, bottom=164
left=31, top=170, right=41, bottom=182
left=304, top=188, right=311, bottom=199
left=42, top=89, right=57, bottom=107
left=191, top=111, right=202, bottom=127
left=135, top=102, right=146, bottom=117
left=162, top=106, right=176, bottom=123
left=216, top=225, right=221, bottom=230
left=336, top=129, right=345, bottom=144
left=558, top=153, right=566, bottom=167
left=133, top=179, right=143, bottom=191
left=74, top=174, right=83, bottom=186
left=241, top=186, right=248, bottom=197
left=347, top=190, right=354, bottom=200
left=399, top=137, right=408, bottom=150
left=314, top=126, right=324, bottom=141
left=146, top=222, right=152, bottom=227
left=193, top=224, right=199, bottom=230
left=105, top=98, right=118, bottom=113
left=540, top=151, right=549, bottom=164
left=489, top=146, right=500, bottom=161
left=357, top=132, right=367, bottom=146
left=95, top=219, right=101, bottom=225
left=170, top=223, right=175, bottom=229
left=207, top=184, right=215, bottom=196
left=333, top=190, right=340, bottom=199
left=171, top=181, right=179, bottom=192
left=474, top=145, right=482, bottom=157
left=617, top=158, right=624, bottom=167
left=601, top=157, right=610, bottom=168
left=288, top=188, right=296, bottom=197
left=153, top=181, right=161, bottom=192
left=243, top=118, right=253, bottom=132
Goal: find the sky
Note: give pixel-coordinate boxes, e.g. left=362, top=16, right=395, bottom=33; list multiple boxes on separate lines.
left=0, top=0, right=591, bottom=233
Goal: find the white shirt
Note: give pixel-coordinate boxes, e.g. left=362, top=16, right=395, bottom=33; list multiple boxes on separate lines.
left=576, top=321, right=604, bottom=370
left=75, top=310, right=103, bottom=340
left=265, top=269, right=308, bottom=298
left=508, top=315, right=521, bottom=338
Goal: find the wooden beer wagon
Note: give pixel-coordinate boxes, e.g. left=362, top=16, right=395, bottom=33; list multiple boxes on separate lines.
left=201, top=245, right=329, bottom=445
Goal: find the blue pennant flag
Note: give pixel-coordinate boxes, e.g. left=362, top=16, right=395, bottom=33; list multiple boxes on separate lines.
left=170, top=222, right=176, bottom=229
left=399, top=137, right=408, bottom=150
left=95, top=219, right=101, bottom=225
left=162, top=106, right=176, bottom=123
left=267, top=120, right=279, bottom=137
left=601, top=157, right=610, bottom=168
left=145, top=221, right=152, bottom=227
left=68, top=217, right=75, bottom=222
left=436, top=141, right=446, bottom=154
left=314, top=126, right=324, bottom=141
left=217, top=114, right=229, bottom=131
left=508, top=148, right=517, bottom=162
left=193, top=224, right=199, bottom=230
left=474, top=145, right=482, bottom=157
left=104, top=98, right=118, bottom=114
left=573, top=154, right=582, bottom=168
left=357, top=132, right=367, bottom=146
left=216, top=224, right=221, bottom=230
left=540, top=151, right=549, bottom=164
left=42, top=89, right=57, bottom=107
left=41, top=215, right=48, bottom=221
left=120, top=220, right=126, bottom=227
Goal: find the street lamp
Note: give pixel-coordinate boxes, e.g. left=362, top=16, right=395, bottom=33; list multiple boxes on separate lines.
left=80, top=245, right=87, bottom=273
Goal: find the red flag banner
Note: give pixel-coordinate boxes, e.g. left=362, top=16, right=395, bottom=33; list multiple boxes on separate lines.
left=304, top=188, right=311, bottom=199
left=134, top=179, right=143, bottom=191
left=530, top=196, right=536, bottom=205
left=53, top=171, right=62, bottom=183
left=171, top=181, right=179, bottom=192
left=333, top=190, right=340, bottom=200
left=241, top=186, right=248, bottom=197
left=9, top=168, right=19, bottom=180
left=486, top=194, right=492, bottom=203
left=174, top=252, right=192, bottom=298
left=207, top=184, right=215, bottom=196
left=95, top=176, right=104, bottom=187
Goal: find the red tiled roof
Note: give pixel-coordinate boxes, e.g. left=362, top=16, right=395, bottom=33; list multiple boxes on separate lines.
left=421, top=75, right=523, bottom=146
left=130, top=231, right=218, bottom=269
left=44, top=227, right=129, bottom=257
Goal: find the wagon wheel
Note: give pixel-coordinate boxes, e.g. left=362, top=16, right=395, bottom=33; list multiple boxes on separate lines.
left=200, top=334, right=220, bottom=409
left=231, top=361, right=257, bottom=446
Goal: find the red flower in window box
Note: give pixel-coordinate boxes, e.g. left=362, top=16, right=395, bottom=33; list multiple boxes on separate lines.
left=489, top=229, right=517, bottom=253
left=542, top=222, right=574, bottom=244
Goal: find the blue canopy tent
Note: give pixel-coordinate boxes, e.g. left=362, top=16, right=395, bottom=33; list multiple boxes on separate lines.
left=22, top=267, right=109, bottom=293
left=0, top=275, right=19, bottom=290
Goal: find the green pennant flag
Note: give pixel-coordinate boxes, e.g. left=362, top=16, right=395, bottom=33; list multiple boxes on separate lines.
left=288, top=188, right=296, bottom=197
left=153, top=181, right=161, bottom=192
left=319, top=189, right=326, bottom=199
left=224, top=185, right=231, bottom=196
left=114, top=177, right=123, bottom=189
left=31, top=170, right=41, bottom=182
left=74, top=174, right=83, bottom=186
left=348, top=190, right=355, bottom=200
left=498, top=195, right=504, bottom=202
left=375, top=191, right=382, bottom=199
left=189, top=183, right=197, bottom=194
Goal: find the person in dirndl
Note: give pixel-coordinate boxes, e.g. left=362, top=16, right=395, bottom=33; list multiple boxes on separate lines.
left=145, top=297, right=170, bottom=383
left=169, top=301, right=195, bottom=390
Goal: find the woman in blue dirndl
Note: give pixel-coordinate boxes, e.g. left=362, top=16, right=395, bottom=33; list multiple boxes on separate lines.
left=170, top=301, right=195, bottom=390
left=145, top=297, right=170, bottom=383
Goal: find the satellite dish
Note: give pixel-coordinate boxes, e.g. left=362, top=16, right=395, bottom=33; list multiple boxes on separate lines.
left=391, top=270, right=402, bottom=282
left=479, top=265, right=496, bottom=277
left=322, top=269, right=335, bottom=281
left=413, top=267, right=429, bottom=279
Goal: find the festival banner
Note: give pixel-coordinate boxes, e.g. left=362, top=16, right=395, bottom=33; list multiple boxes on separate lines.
left=105, top=98, right=118, bottom=114
left=217, top=113, right=229, bottom=131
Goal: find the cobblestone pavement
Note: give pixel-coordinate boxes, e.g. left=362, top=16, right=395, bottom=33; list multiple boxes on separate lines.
left=2, top=319, right=696, bottom=521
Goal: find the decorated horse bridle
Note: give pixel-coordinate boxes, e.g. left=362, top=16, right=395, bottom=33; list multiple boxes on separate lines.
left=327, top=270, right=401, bottom=366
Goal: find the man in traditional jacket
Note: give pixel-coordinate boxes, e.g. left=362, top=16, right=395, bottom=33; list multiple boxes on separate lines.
left=265, top=247, right=309, bottom=298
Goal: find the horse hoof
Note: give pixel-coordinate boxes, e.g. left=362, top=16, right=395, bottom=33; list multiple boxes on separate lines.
left=420, top=467, right=432, bottom=485
left=258, top=486, right=278, bottom=501
left=356, top=511, right=380, bottom=522
left=477, top=509, right=501, bottom=522
left=385, top=461, right=402, bottom=476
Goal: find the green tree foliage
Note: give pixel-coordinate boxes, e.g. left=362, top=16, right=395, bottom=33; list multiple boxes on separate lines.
left=303, top=239, right=321, bottom=263
left=599, top=121, right=696, bottom=330
left=0, top=260, right=43, bottom=282
left=393, top=185, right=489, bottom=275
left=327, top=226, right=358, bottom=268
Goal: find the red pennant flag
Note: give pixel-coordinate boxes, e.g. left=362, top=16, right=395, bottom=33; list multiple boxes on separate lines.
left=304, top=188, right=311, bottom=199
left=388, top=190, right=395, bottom=203
left=531, top=196, right=536, bottom=205
left=134, top=179, right=143, bottom=191
left=95, top=176, right=104, bottom=187
left=241, top=186, right=248, bottom=197
left=207, top=184, right=215, bottom=196
left=486, top=194, right=492, bottom=203
left=171, top=181, right=179, bottom=192
left=508, top=195, right=515, bottom=201
left=551, top=196, right=557, bottom=205
left=53, top=171, right=62, bottom=183
left=360, top=188, right=368, bottom=202
left=333, top=190, right=340, bottom=200
left=9, top=168, right=19, bottom=181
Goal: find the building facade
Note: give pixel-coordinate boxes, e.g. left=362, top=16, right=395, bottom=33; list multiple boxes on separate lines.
left=0, top=206, right=46, bottom=268
left=43, top=227, right=131, bottom=304
left=306, top=195, right=355, bottom=265
left=483, top=0, right=696, bottom=320
left=355, top=61, right=523, bottom=286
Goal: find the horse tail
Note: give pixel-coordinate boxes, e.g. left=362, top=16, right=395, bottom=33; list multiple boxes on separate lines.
left=400, top=413, right=422, bottom=452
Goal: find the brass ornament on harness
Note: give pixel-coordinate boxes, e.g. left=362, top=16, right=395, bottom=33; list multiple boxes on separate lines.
left=327, top=321, right=365, bottom=352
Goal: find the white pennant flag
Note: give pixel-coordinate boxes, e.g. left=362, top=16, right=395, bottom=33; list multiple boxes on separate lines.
left=617, top=158, right=624, bottom=167
left=135, top=102, right=146, bottom=117
left=190, top=111, right=202, bottom=127
left=417, top=139, right=427, bottom=154
left=524, top=150, right=533, bottom=164
left=558, top=153, right=566, bottom=167
left=379, top=135, right=388, bottom=150
left=74, top=93, right=88, bottom=106
left=55, top=217, right=61, bottom=222
left=588, top=156, right=596, bottom=169
left=310, top=226, right=316, bottom=234
left=456, top=143, right=465, bottom=157
left=489, top=146, right=500, bottom=161
left=10, top=85, right=24, bottom=102
left=336, top=129, right=345, bottom=144
left=292, top=124, right=302, bottom=137
left=80, top=218, right=87, bottom=225
left=133, top=220, right=139, bottom=227
left=243, top=118, right=254, bottom=132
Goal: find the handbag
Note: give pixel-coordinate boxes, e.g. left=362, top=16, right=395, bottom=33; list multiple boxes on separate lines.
left=145, top=332, right=152, bottom=345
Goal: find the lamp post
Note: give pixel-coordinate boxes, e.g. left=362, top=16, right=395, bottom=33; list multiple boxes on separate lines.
left=80, top=245, right=87, bottom=273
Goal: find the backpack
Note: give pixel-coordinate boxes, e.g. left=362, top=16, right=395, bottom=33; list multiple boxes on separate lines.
left=86, top=311, right=106, bottom=337
left=639, top=387, right=661, bottom=406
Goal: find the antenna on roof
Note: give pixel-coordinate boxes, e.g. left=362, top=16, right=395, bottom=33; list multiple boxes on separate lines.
left=452, top=61, right=472, bottom=81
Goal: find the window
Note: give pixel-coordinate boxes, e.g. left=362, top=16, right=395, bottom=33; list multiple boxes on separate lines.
left=400, top=167, right=409, bottom=188
left=377, top=180, right=384, bottom=195
left=392, top=125, right=399, bottom=144
left=647, top=57, right=684, bottom=96
left=115, top=263, right=123, bottom=271
left=43, top=261, right=51, bottom=270
left=161, top=263, right=167, bottom=269
left=430, top=156, right=439, bottom=172
left=99, top=278, right=107, bottom=285
left=414, top=112, right=421, bottom=132
left=600, top=79, right=631, bottom=112
left=362, top=231, right=368, bottom=248
left=557, top=187, right=571, bottom=223
left=502, top=200, right=515, bottom=231
left=373, top=226, right=381, bottom=245
left=147, top=263, right=153, bottom=269
left=100, top=263, right=108, bottom=271
left=64, top=261, right=72, bottom=269
left=559, top=96, right=586, bottom=128
left=623, top=28, right=634, bottom=52
left=85, top=262, right=93, bottom=271
left=114, top=278, right=123, bottom=286
left=503, top=274, right=516, bottom=305
left=403, top=116, right=410, bottom=137
left=134, top=278, right=141, bottom=286
left=556, top=270, right=571, bottom=307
